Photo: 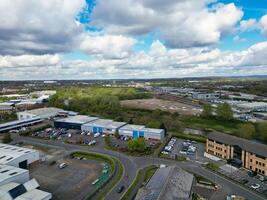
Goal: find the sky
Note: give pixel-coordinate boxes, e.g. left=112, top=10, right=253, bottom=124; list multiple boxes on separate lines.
left=0, top=0, right=267, bottom=80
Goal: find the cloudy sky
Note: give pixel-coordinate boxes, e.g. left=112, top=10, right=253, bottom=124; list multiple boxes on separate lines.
left=0, top=0, right=267, bottom=80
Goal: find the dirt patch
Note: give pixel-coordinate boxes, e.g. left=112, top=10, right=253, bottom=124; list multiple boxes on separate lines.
left=121, top=98, right=202, bottom=116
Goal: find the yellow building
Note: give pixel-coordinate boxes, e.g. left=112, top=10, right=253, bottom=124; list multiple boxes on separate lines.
left=206, top=132, right=267, bottom=176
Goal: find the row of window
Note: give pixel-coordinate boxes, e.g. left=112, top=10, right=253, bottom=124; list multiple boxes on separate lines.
left=249, top=159, right=266, bottom=167
left=250, top=166, right=266, bottom=175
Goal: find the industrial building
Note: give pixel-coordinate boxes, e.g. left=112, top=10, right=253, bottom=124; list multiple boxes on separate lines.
left=17, top=107, right=62, bottom=120
left=0, top=165, right=29, bottom=186
left=206, top=132, right=267, bottom=175
left=0, top=144, right=39, bottom=169
left=0, top=179, right=52, bottom=200
left=119, top=124, right=165, bottom=140
left=236, top=102, right=267, bottom=112
left=0, top=117, right=43, bottom=133
left=135, top=166, right=194, bottom=200
left=81, top=119, right=127, bottom=134
left=54, top=115, right=98, bottom=130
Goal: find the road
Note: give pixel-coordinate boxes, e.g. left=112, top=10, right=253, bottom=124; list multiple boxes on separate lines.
left=11, top=135, right=267, bottom=200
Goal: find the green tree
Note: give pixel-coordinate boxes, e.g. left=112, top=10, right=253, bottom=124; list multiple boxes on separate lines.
left=256, top=122, right=267, bottom=142
left=216, top=103, right=233, bottom=120
left=202, top=104, right=213, bottom=118
left=146, top=120, right=161, bottom=128
left=114, top=130, right=120, bottom=139
left=2, top=133, right=12, bottom=144
left=160, top=122, right=167, bottom=133
left=237, top=123, right=256, bottom=139
left=127, top=138, right=146, bottom=152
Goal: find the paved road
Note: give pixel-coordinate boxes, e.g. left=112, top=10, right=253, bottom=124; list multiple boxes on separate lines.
left=11, top=135, right=266, bottom=200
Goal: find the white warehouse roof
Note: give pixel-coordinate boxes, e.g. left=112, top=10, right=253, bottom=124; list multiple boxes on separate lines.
left=55, top=115, right=98, bottom=124
left=0, top=164, right=29, bottom=186
left=237, top=102, right=267, bottom=109
left=0, top=143, right=39, bottom=165
left=83, top=119, right=127, bottom=129
left=119, top=124, right=146, bottom=131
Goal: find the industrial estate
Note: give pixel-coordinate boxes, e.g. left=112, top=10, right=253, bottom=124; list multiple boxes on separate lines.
left=0, top=78, right=267, bottom=200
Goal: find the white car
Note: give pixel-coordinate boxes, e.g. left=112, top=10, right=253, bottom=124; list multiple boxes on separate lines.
left=58, top=163, right=68, bottom=169
left=250, top=183, right=260, bottom=190
left=88, top=140, right=96, bottom=145
left=68, top=133, right=72, bottom=138
left=101, top=134, right=106, bottom=137
left=161, top=151, right=169, bottom=155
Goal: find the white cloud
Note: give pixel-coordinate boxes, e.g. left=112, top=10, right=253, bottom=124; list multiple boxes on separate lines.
left=80, top=34, right=136, bottom=59
left=0, top=0, right=85, bottom=55
left=239, top=18, right=258, bottom=32
left=259, top=14, right=267, bottom=36
left=1, top=41, right=267, bottom=80
left=89, top=0, right=243, bottom=48
left=233, top=35, right=247, bottom=43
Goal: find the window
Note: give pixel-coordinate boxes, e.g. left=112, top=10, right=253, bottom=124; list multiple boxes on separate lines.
left=225, top=150, right=227, bottom=153
left=255, top=168, right=258, bottom=172
left=256, top=161, right=258, bottom=164
left=263, top=171, right=265, bottom=175
left=263, top=163, right=265, bottom=167
left=250, top=166, right=252, bottom=169
left=250, top=159, right=252, bottom=162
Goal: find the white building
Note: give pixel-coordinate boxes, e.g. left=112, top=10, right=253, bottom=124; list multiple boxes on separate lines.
left=0, top=164, right=29, bottom=186
left=119, top=124, right=165, bottom=140
left=0, top=144, right=39, bottom=169
left=17, top=107, right=62, bottom=120
left=236, top=102, right=267, bottom=112
left=81, top=119, right=127, bottom=134
left=0, top=179, right=52, bottom=200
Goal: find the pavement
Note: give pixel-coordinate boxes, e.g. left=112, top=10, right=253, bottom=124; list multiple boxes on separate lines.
left=11, top=134, right=267, bottom=200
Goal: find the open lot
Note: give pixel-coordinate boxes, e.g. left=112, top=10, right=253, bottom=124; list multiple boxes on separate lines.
left=27, top=147, right=104, bottom=200
left=120, top=98, right=202, bottom=115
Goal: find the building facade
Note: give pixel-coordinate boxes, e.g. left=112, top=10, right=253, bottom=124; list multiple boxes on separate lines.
left=206, top=132, right=267, bottom=175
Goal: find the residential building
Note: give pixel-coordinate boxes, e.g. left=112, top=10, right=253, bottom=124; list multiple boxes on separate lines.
left=206, top=132, right=267, bottom=175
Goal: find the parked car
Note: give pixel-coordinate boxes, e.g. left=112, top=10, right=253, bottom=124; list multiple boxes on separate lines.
left=161, top=151, right=169, bottom=155
left=58, top=163, right=68, bottom=169
left=240, top=179, right=248, bottom=184
left=250, top=183, right=260, bottom=190
left=94, top=133, right=100, bottom=138
left=88, top=140, right=96, bottom=145
left=248, top=171, right=257, bottom=177
left=117, top=185, right=125, bottom=193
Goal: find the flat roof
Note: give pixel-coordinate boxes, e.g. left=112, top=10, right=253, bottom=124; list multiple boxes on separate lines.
left=18, top=107, right=62, bottom=115
left=0, top=164, right=28, bottom=183
left=207, top=132, right=267, bottom=158
left=135, top=166, right=194, bottom=200
left=119, top=124, right=146, bottom=131
left=0, top=143, right=38, bottom=165
left=55, top=115, right=98, bottom=124
left=83, top=119, right=127, bottom=129
left=237, top=102, right=267, bottom=109
left=0, top=117, right=43, bottom=132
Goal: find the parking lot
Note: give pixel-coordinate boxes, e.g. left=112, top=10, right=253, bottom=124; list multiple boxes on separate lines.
left=28, top=147, right=104, bottom=200
left=218, top=164, right=267, bottom=196
left=161, top=137, right=207, bottom=162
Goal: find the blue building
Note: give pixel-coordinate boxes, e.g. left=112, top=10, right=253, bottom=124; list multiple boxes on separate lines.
left=118, top=124, right=165, bottom=140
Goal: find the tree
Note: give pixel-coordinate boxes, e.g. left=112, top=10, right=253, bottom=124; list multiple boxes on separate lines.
left=160, top=122, right=167, bottom=134
left=216, top=103, right=233, bottom=120
left=237, top=123, right=256, bottom=139
left=127, top=138, right=146, bottom=152
left=256, top=123, right=267, bottom=142
left=2, top=133, right=12, bottom=144
left=146, top=121, right=161, bottom=129
left=202, top=104, right=213, bottom=118
left=114, top=130, right=120, bottom=139
left=128, top=118, right=134, bottom=124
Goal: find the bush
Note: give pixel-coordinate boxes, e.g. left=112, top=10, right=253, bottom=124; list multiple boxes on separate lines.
left=206, top=163, right=219, bottom=171
left=172, top=132, right=206, bottom=143
left=237, top=123, right=255, bottom=139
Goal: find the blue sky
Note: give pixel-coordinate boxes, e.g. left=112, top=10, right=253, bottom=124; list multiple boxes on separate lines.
left=0, top=0, right=266, bottom=80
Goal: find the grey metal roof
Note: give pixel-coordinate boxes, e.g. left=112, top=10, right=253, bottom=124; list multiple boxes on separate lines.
left=206, top=132, right=267, bottom=157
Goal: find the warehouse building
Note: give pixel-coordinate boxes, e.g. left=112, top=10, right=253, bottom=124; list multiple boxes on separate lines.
left=17, top=107, right=62, bottom=120
left=0, top=117, right=43, bottom=133
left=0, top=179, right=52, bottom=200
left=0, top=165, right=29, bottom=186
left=54, top=115, right=98, bottom=130
left=119, top=124, right=165, bottom=140
left=135, top=166, right=194, bottom=200
left=206, top=132, right=267, bottom=175
left=81, top=119, right=127, bottom=135
left=0, top=144, right=39, bottom=169
left=236, top=102, right=267, bottom=112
